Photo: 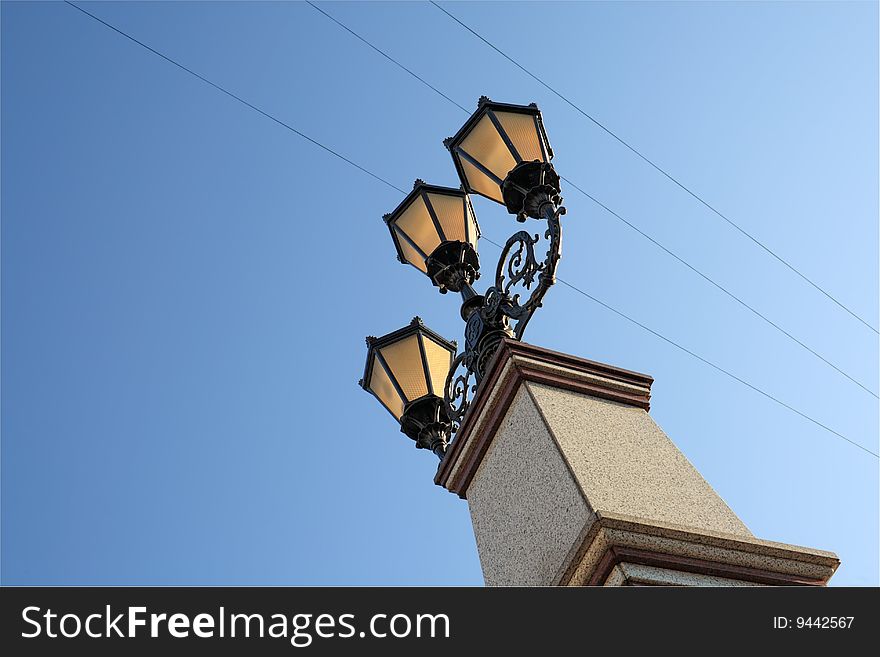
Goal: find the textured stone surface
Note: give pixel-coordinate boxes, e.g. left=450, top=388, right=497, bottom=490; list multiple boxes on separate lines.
left=560, top=513, right=839, bottom=586
left=603, top=564, right=627, bottom=587
left=526, top=381, right=751, bottom=538
left=617, top=563, right=765, bottom=586
left=466, top=385, right=592, bottom=586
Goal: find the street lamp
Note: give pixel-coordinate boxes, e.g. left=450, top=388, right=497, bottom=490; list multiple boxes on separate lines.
left=359, top=317, right=457, bottom=459
left=383, top=180, right=481, bottom=294
left=444, top=97, right=559, bottom=221
left=361, top=98, right=565, bottom=461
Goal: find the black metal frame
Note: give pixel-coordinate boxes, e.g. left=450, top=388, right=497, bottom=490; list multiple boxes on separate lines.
left=359, top=317, right=458, bottom=459
left=444, top=96, right=554, bottom=211
left=383, top=180, right=482, bottom=293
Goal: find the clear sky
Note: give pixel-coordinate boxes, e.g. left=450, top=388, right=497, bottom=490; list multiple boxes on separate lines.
left=2, top=1, right=877, bottom=586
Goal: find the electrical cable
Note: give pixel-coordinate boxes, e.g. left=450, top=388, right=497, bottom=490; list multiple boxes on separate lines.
left=308, top=1, right=878, bottom=398
left=63, top=1, right=878, bottom=458
left=430, top=0, right=879, bottom=335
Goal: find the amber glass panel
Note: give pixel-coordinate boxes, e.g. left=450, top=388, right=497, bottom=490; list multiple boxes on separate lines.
left=394, top=197, right=441, bottom=257
left=369, top=355, right=404, bottom=419
left=459, top=157, right=504, bottom=203
left=495, top=111, right=546, bottom=163
left=427, top=193, right=467, bottom=245
left=459, top=114, right=516, bottom=181
left=394, top=228, right=428, bottom=272
left=379, top=334, right=428, bottom=403
left=422, top=336, right=454, bottom=398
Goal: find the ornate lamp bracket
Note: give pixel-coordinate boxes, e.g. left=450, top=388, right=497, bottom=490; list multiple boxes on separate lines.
left=443, top=165, right=564, bottom=433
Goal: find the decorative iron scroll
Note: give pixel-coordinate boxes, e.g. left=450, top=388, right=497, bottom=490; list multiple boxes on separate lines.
left=443, top=351, right=476, bottom=434
left=442, top=196, right=564, bottom=437
left=492, top=200, right=564, bottom=339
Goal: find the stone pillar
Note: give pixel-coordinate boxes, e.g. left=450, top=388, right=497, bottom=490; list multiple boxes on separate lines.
left=435, top=339, right=839, bottom=586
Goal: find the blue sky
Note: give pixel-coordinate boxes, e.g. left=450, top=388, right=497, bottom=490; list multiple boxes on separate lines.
left=2, top=1, right=877, bottom=586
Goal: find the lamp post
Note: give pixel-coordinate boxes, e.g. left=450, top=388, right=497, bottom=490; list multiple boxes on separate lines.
left=360, top=97, right=565, bottom=459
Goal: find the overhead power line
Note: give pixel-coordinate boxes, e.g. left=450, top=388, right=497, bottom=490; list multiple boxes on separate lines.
left=63, top=2, right=403, bottom=195
left=559, top=176, right=878, bottom=399
left=62, top=1, right=878, bottom=458
left=305, top=1, right=877, bottom=399
left=480, top=238, right=878, bottom=459
left=305, top=1, right=468, bottom=114
left=554, top=276, right=877, bottom=458
left=429, top=0, right=879, bottom=336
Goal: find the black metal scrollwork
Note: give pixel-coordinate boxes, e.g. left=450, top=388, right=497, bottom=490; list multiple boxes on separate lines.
left=503, top=203, right=564, bottom=339
left=443, top=352, right=476, bottom=435
left=442, top=180, right=564, bottom=440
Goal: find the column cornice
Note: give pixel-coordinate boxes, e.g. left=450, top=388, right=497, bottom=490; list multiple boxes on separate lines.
left=435, top=338, right=654, bottom=498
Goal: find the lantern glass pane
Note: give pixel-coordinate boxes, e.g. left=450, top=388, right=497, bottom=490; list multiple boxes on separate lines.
left=459, top=114, right=517, bottom=182
left=369, top=355, right=404, bottom=419
left=394, top=197, right=441, bottom=257
left=459, top=157, right=504, bottom=203
left=379, top=334, right=428, bottom=403
left=427, top=193, right=468, bottom=245
left=495, top=111, right=546, bottom=163
left=394, top=228, right=428, bottom=272
left=422, top=336, right=454, bottom=398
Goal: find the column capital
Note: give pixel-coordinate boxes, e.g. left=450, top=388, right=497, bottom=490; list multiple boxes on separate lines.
left=436, top=338, right=653, bottom=498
